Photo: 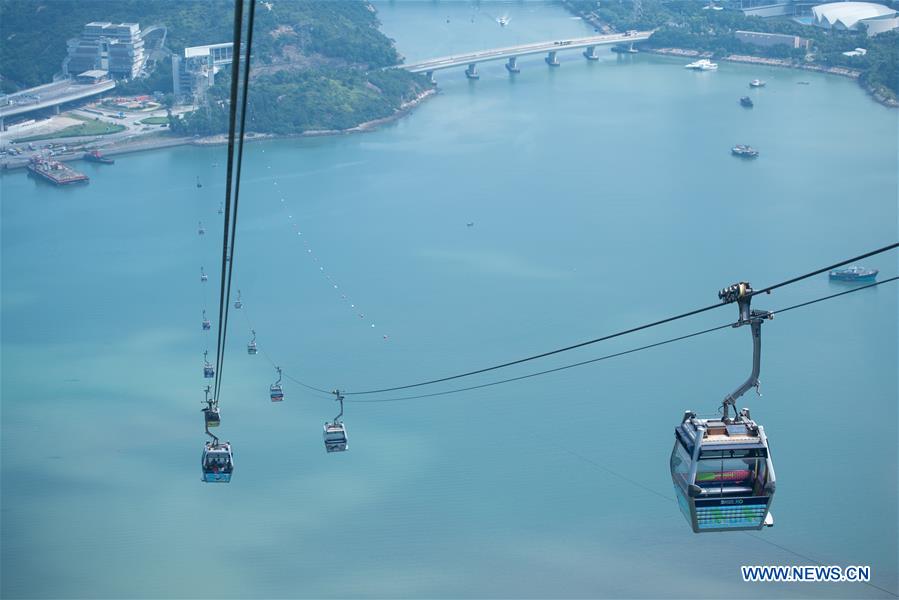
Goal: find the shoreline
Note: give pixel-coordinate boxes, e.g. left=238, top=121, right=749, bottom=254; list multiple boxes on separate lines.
left=646, top=48, right=897, bottom=108
left=1, top=87, right=437, bottom=172
left=559, top=1, right=896, bottom=109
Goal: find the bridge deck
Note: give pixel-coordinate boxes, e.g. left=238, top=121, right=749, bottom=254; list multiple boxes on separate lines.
left=401, top=31, right=652, bottom=73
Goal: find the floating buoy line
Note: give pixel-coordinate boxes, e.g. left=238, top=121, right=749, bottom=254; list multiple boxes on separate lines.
left=189, top=0, right=899, bottom=548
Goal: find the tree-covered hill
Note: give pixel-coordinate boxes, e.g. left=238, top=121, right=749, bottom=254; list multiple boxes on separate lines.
left=0, top=0, right=400, bottom=90
left=0, top=0, right=432, bottom=135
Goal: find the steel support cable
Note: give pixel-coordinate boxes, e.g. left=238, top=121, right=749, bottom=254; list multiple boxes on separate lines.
left=212, top=0, right=246, bottom=402
left=348, top=275, right=898, bottom=404
left=215, top=0, right=256, bottom=403
left=344, top=243, right=899, bottom=396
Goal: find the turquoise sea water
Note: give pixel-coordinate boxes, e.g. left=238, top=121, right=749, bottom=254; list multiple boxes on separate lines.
left=2, top=2, right=897, bottom=598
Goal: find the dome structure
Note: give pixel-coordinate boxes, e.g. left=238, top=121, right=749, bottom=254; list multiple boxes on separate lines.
left=812, top=2, right=898, bottom=34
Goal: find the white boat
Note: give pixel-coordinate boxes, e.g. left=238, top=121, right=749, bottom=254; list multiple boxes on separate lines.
left=685, top=59, right=718, bottom=71
left=750, top=79, right=766, bottom=87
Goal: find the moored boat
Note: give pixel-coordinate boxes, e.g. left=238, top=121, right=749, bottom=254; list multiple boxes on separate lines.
left=83, top=149, right=115, bottom=164
left=740, top=96, right=754, bottom=107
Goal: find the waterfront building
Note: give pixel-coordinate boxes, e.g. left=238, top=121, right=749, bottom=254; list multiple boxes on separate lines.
left=63, top=22, right=145, bottom=79
left=735, top=30, right=811, bottom=49
left=811, top=2, right=899, bottom=35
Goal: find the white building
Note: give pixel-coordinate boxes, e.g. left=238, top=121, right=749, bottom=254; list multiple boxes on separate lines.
left=64, top=22, right=145, bottom=79
left=811, top=2, right=899, bottom=36
left=172, top=43, right=235, bottom=100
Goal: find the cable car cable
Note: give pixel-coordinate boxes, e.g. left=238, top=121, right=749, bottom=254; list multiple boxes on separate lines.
left=211, top=0, right=247, bottom=399
left=343, top=243, right=898, bottom=396
left=346, top=275, right=897, bottom=404
left=214, top=0, right=257, bottom=403
left=750, top=241, right=898, bottom=297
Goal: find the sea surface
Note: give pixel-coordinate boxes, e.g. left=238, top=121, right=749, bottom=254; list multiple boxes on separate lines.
left=2, top=2, right=897, bottom=598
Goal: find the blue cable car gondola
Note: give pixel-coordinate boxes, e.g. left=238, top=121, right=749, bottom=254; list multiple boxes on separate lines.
left=671, top=282, right=776, bottom=533
left=203, top=350, right=215, bottom=379
left=234, top=290, right=242, bottom=309
left=198, top=221, right=205, bottom=236
left=270, top=366, right=284, bottom=402
left=202, top=440, right=233, bottom=483
left=201, top=267, right=208, bottom=282
left=323, top=390, right=348, bottom=453
left=247, top=330, right=257, bottom=355
left=202, top=310, right=211, bottom=331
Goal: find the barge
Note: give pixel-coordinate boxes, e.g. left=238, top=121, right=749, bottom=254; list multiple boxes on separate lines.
left=27, top=157, right=89, bottom=185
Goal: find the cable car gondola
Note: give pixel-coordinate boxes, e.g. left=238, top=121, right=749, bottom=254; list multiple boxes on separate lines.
left=201, top=386, right=220, bottom=428
left=198, top=221, right=205, bottom=236
left=203, top=350, right=215, bottom=379
left=202, top=310, right=211, bottom=331
left=247, top=330, right=257, bottom=355
left=323, top=390, right=348, bottom=453
left=671, top=282, right=776, bottom=533
left=270, top=366, right=284, bottom=402
left=202, top=439, right=233, bottom=483
left=234, top=290, right=242, bottom=309
left=201, top=267, right=208, bottom=282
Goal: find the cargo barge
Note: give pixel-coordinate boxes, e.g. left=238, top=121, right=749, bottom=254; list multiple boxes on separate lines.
left=26, top=157, right=89, bottom=185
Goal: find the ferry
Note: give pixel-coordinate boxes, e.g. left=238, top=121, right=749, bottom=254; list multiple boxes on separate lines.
left=83, top=149, right=115, bottom=164
left=731, top=144, right=759, bottom=158
left=740, top=96, right=754, bottom=108
left=27, top=157, right=89, bottom=185
left=685, top=59, right=718, bottom=71
left=829, top=266, right=878, bottom=282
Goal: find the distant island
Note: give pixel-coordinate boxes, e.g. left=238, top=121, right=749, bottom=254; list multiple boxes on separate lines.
left=0, top=0, right=433, bottom=137
left=562, top=0, right=898, bottom=107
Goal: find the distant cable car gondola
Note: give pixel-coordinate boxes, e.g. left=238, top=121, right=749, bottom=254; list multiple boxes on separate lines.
left=202, top=385, right=220, bottom=428
left=218, top=202, right=224, bottom=215
left=247, top=330, right=257, bottom=355
left=198, top=221, right=205, bottom=236
left=323, top=390, right=348, bottom=453
left=234, top=290, right=242, bottom=309
left=202, top=310, right=211, bottom=331
left=203, top=350, right=215, bottom=379
left=270, top=366, right=284, bottom=402
left=670, top=282, right=776, bottom=533
left=201, top=267, right=208, bottom=282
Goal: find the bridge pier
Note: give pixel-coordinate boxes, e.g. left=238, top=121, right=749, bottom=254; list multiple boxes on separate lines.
left=505, top=56, right=520, bottom=74
left=545, top=50, right=560, bottom=67
left=583, top=45, right=599, bottom=61
left=425, top=70, right=436, bottom=85
left=465, top=63, right=479, bottom=80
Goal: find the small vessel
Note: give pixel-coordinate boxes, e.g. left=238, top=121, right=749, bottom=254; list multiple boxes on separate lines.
left=685, top=59, right=718, bottom=71
left=497, top=15, right=509, bottom=27
left=731, top=144, right=759, bottom=158
left=797, top=81, right=810, bottom=85
left=83, top=150, right=115, bottom=164
left=740, top=96, right=754, bottom=108
left=750, top=79, right=766, bottom=88
left=829, top=266, right=878, bottom=282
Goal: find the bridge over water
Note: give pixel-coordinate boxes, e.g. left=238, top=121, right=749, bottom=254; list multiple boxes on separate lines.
left=399, top=31, right=652, bottom=80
